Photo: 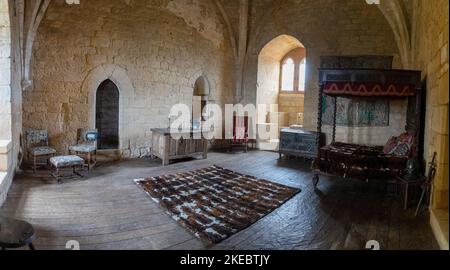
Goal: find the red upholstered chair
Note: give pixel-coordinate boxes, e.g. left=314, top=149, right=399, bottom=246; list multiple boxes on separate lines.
left=230, top=116, right=249, bottom=152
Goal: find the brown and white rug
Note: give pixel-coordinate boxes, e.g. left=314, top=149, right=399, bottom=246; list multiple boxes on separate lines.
left=134, top=165, right=300, bottom=243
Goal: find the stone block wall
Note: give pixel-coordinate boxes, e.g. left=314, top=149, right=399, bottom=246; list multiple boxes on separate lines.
left=411, top=0, right=449, bottom=249
left=243, top=0, right=404, bottom=146
left=23, top=0, right=235, bottom=158
left=412, top=0, right=449, bottom=211
left=0, top=0, right=11, bottom=141
left=278, top=93, right=304, bottom=126
left=0, top=0, right=12, bottom=206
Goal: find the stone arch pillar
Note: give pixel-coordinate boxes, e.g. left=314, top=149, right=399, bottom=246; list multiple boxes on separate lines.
left=376, top=0, right=412, bottom=68
left=0, top=0, right=12, bottom=141
left=0, top=0, right=12, bottom=206
left=81, top=64, right=135, bottom=152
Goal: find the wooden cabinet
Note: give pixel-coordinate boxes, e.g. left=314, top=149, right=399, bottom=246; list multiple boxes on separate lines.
left=151, top=128, right=208, bottom=166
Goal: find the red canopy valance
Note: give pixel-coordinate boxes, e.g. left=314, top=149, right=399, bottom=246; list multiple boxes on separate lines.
left=323, top=82, right=415, bottom=97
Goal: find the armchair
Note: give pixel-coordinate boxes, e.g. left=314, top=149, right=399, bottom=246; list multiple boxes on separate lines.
left=25, top=130, right=57, bottom=174
left=229, top=116, right=250, bottom=153
left=69, top=129, right=98, bottom=171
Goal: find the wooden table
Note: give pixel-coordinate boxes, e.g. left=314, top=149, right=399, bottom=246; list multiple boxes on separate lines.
left=0, top=217, right=36, bottom=250
left=151, top=128, right=208, bottom=166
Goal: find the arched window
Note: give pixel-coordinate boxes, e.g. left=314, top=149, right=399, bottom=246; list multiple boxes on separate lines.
left=281, top=58, right=295, bottom=91
left=280, top=48, right=307, bottom=92
left=299, top=58, right=306, bottom=91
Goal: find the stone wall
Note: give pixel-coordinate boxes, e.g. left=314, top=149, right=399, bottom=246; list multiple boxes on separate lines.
left=0, top=0, right=11, bottom=141
left=412, top=0, right=449, bottom=211
left=243, top=0, right=403, bottom=146
left=411, top=0, right=448, bottom=249
left=279, top=93, right=304, bottom=126
left=0, top=0, right=11, bottom=206
left=0, top=0, right=22, bottom=207
left=23, top=0, right=235, bottom=158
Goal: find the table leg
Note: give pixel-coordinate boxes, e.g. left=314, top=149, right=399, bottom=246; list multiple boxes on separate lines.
left=29, top=243, right=35, bottom=250
left=56, top=167, right=61, bottom=184
left=87, top=152, right=91, bottom=172
left=33, top=155, right=37, bottom=174
left=404, top=182, right=409, bottom=210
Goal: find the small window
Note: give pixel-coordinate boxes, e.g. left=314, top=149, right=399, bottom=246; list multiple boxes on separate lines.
left=279, top=48, right=307, bottom=93
left=281, top=58, right=295, bottom=91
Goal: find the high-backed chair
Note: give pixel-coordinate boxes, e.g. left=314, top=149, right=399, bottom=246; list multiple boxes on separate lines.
left=69, top=129, right=98, bottom=171
left=229, top=116, right=249, bottom=153
left=25, top=130, right=57, bottom=174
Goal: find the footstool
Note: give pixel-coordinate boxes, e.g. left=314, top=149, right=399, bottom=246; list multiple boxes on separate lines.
left=50, top=155, right=85, bottom=183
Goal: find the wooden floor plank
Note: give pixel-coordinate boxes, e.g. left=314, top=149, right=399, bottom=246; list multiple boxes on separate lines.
left=0, top=151, right=438, bottom=250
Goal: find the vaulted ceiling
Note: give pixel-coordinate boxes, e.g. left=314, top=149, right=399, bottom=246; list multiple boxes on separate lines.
left=10, top=0, right=415, bottom=91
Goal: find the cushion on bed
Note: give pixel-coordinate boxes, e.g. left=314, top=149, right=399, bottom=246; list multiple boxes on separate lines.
left=383, top=132, right=415, bottom=157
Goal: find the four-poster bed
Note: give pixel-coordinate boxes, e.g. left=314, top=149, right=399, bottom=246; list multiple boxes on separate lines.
left=312, top=68, right=423, bottom=187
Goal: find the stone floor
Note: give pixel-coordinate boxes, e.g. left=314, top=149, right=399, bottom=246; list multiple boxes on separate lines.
left=0, top=150, right=439, bottom=250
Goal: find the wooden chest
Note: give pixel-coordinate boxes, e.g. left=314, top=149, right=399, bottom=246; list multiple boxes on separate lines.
left=151, top=128, right=208, bottom=166
left=279, top=128, right=324, bottom=159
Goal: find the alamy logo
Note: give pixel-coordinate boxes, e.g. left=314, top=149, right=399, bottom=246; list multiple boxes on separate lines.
left=65, top=0, right=80, bottom=4
left=366, top=240, right=381, bottom=250
left=66, top=240, right=81, bottom=250
left=365, top=0, right=380, bottom=4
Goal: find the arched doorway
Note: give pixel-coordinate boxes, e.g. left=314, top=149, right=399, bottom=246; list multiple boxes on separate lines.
left=96, top=80, right=120, bottom=150
left=257, top=35, right=307, bottom=150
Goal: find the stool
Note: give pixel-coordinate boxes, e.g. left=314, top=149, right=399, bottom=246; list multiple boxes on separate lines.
left=0, top=217, right=36, bottom=250
left=395, top=175, right=426, bottom=210
left=50, top=155, right=86, bottom=183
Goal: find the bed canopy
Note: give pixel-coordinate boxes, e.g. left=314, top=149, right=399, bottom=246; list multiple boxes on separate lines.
left=312, top=68, right=423, bottom=187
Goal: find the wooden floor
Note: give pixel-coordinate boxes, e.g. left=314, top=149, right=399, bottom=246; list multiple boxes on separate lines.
left=0, top=151, right=439, bottom=250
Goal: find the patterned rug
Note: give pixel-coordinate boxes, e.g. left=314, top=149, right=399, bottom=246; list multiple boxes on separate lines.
left=135, top=165, right=300, bottom=244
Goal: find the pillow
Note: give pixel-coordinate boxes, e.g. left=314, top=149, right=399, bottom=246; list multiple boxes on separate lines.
left=84, top=131, right=98, bottom=142
left=398, top=132, right=415, bottom=144
left=383, top=132, right=415, bottom=157
left=390, top=143, right=411, bottom=156
left=383, top=136, right=399, bottom=154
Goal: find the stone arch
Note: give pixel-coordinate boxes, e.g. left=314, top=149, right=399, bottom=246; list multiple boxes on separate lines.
left=376, top=0, right=411, bottom=68
left=22, top=0, right=51, bottom=90
left=0, top=0, right=12, bottom=207
left=193, top=76, right=211, bottom=97
left=82, top=64, right=135, bottom=151
left=188, top=70, right=217, bottom=100
left=256, top=34, right=306, bottom=150
left=257, top=34, right=305, bottom=111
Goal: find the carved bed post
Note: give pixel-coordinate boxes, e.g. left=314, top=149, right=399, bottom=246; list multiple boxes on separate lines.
left=332, top=97, right=337, bottom=143
left=313, top=83, right=325, bottom=187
